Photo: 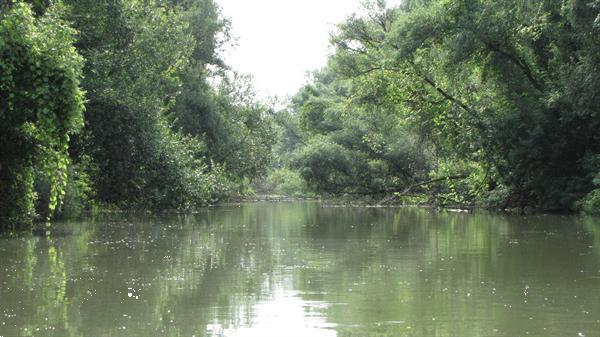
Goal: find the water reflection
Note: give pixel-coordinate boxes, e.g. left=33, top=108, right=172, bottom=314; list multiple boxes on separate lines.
left=0, top=202, right=599, bottom=337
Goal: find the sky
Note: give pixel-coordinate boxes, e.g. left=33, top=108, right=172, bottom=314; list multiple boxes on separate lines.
left=216, top=0, right=400, bottom=100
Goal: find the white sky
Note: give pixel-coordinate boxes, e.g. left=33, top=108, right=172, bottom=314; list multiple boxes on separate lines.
left=216, top=0, right=401, bottom=101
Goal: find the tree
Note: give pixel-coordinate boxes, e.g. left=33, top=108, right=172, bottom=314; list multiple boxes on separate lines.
left=0, top=2, right=85, bottom=226
left=320, top=0, right=600, bottom=209
left=281, top=0, right=599, bottom=210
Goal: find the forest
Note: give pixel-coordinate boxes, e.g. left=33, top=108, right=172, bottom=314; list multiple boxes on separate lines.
left=1, top=0, right=600, bottom=229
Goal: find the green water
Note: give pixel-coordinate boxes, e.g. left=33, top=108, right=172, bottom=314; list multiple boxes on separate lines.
left=1, top=202, right=600, bottom=337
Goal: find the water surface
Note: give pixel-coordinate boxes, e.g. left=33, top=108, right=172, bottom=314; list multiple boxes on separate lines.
left=1, top=202, right=599, bottom=337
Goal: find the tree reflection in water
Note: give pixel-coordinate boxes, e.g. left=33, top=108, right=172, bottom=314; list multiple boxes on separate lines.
left=0, top=202, right=599, bottom=337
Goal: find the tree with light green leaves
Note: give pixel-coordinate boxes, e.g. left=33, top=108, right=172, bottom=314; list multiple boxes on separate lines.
left=284, top=0, right=600, bottom=211
left=0, top=1, right=85, bottom=227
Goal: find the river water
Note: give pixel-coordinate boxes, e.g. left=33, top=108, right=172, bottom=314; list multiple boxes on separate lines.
left=1, top=202, right=599, bottom=337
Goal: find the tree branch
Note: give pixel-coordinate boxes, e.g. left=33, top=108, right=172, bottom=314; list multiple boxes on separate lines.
left=422, top=75, right=474, bottom=114
left=325, top=175, right=468, bottom=196
left=483, top=41, right=542, bottom=91
left=401, top=175, right=467, bottom=194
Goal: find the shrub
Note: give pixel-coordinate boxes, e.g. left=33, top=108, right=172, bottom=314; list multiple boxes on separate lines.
left=263, top=168, right=310, bottom=197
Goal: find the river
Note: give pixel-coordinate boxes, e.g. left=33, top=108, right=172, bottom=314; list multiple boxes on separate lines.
left=1, top=201, right=599, bottom=336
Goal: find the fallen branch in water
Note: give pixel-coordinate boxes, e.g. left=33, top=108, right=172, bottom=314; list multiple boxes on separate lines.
left=325, top=175, right=468, bottom=197
left=401, top=175, right=468, bottom=194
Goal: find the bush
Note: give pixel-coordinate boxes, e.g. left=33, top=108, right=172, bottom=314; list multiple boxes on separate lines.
left=58, top=158, right=95, bottom=218
left=291, top=137, right=354, bottom=193
left=577, top=189, right=600, bottom=215
left=262, top=168, right=311, bottom=197
left=136, top=122, right=234, bottom=210
left=577, top=174, right=600, bottom=215
left=427, top=159, right=488, bottom=206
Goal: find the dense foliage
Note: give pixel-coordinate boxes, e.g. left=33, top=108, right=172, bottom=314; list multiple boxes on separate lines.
left=1, top=0, right=274, bottom=228
left=278, top=0, right=600, bottom=211
left=2, top=0, right=600, bottom=228
left=0, top=2, right=84, bottom=226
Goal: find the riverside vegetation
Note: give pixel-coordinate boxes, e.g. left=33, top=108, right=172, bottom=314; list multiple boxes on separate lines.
left=1, top=0, right=600, bottom=229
